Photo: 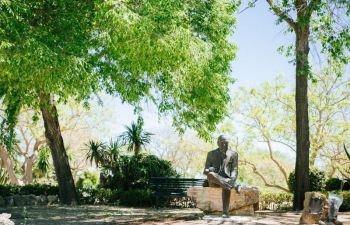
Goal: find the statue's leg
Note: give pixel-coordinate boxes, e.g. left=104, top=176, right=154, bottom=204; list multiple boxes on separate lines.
left=207, top=172, right=232, bottom=190
left=222, top=187, right=231, bottom=217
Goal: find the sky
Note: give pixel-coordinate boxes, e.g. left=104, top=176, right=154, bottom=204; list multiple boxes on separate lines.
left=101, top=1, right=298, bottom=138
left=231, top=0, right=295, bottom=87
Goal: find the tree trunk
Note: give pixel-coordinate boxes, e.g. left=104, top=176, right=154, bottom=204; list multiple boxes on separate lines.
left=293, top=7, right=311, bottom=210
left=0, top=146, right=19, bottom=185
left=39, top=93, right=78, bottom=205
left=23, top=156, right=34, bottom=184
left=22, top=139, right=44, bottom=184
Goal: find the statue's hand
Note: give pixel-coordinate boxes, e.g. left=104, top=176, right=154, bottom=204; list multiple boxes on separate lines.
left=208, top=167, right=215, bottom=172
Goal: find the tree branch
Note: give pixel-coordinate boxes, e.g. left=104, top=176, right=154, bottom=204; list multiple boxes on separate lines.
left=242, top=158, right=290, bottom=192
left=238, top=0, right=259, bottom=14
left=265, top=0, right=297, bottom=30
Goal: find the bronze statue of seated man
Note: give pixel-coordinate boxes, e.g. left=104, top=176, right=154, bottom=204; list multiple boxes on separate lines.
left=203, top=135, right=241, bottom=218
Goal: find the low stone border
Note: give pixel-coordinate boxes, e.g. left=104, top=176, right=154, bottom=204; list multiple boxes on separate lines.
left=0, top=195, right=59, bottom=206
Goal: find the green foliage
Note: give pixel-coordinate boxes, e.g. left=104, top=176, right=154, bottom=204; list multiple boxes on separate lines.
left=339, top=191, right=350, bottom=212
left=36, top=146, right=51, bottom=174
left=0, top=168, right=9, bottom=185
left=76, top=171, right=99, bottom=189
left=288, top=167, right=326, bottom=192
left=84, top=140, right=107, bottom=167
left=117, top=189, right=153, bottom=207
left=326, top=178, right=343, bottom=191
left=0, top=184, right=19, bottom=196
left=325, top=177, right=350, bottom=191
left=0, top=0, right=97, bottom=146
left=342, top=180, right=350, bottom=191
left=118, top=117, right=153, bottom=155
left=76, top=187, right=153, bottom=206
left=94, top=0, right=240, bottom=139
left=103, top=153, right=178, bottom=190
left=19, top=183, right=59, bottom=196
left=77, top=187, right=116, bottom=205
left=0, top=183, right=59, bottom=197
left=1, top=0, right=238, bottom=204
left=259, top=192, right=293, bottom=211
left=259, top=191, right=350, bottom=212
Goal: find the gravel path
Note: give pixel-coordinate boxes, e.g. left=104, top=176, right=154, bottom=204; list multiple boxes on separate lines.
left=1, top=205, right=350, bottom=225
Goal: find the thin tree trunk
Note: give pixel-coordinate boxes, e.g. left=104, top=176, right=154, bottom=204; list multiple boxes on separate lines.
left=39, top=93, right=78, bottom=205
left=23, top=157, right=34, bottom=184
left=293, top=4, right=311, bottom=210
left=0, top=146, right=19, bottom=185
left=22, top=139, right=44, bottom=184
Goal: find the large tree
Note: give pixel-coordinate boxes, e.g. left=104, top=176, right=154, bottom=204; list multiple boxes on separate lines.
left=0, top=0, right=240, bottom=204
left=247, top=0, right=350, bottom=209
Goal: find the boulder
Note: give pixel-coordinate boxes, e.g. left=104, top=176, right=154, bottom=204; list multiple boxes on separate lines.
left=299, top=192, right=345, bottom=225
left=187, top=186, right=259, bottom=216
left=0, top=213, right=14, bottom=225
left=299, top=192, right=328, bottom=224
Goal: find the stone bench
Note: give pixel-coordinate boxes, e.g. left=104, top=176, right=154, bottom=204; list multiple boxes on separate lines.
left=187, top=186, right=259, bottom=216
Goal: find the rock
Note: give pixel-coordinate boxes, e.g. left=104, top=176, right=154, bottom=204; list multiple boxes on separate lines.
left=26, top=194, right=38, bottom=206
left=299, top=192, right=328, bottom=224
left=13, top=195, right=26, bottom=206
left=3, top=197, right=14, bottom=207
left=0, top=213, right=14, bottom=225
left=47, top=195, right=58, bottom=204
left=38, top=195, right=48, bottom=205
left=187, top=186, right=259, bottom=216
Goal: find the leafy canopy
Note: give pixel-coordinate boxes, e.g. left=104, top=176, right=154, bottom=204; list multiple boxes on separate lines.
left=0, top=0, right=240, bottom=142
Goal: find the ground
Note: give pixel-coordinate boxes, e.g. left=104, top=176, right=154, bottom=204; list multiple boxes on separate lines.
left=1, top=205, right=350, bottom=225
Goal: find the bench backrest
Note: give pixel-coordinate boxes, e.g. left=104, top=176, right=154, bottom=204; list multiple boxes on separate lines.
left=150, top=177, right=206, bottom=197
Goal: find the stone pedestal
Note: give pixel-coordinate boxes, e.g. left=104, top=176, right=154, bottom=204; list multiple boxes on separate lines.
left=187, top=186, right=259, bottom=216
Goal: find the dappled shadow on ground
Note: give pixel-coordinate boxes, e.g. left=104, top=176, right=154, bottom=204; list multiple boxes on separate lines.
left=0, top=205, right=204, bottom=225
left=0, top=205, right=349, bottom=225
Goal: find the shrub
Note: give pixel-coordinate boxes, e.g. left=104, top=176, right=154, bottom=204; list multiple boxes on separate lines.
left=103, top=153, right=178, bottom=190
left=0, top=184, right=19, bottom=196
left=76, top=171, right=99, bottom=189
left=0, top=183, right=59, bottom=197
left=342, top=179, right=350, bottom=191
left=325, top=178, right=343, bottom=191
left=118, top=189, right=153, bottom=207
left=339, top=191, right=350, bottom=212
left=259, top=192, right=293, bottom=211
left=288, top=167, right=326, bottom=192
left=76, top=187, right=99, bottom=204
left=76, top=187, right=154, bottom=206
left=20, top=183, right=59, bottom=196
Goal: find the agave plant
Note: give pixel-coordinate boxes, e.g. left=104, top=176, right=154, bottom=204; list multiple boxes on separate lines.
left=118, top=117, right=153, bottom=156
left=84, top=140, right=107, bottom=167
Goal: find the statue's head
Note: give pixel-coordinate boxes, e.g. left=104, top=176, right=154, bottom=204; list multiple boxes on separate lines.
left=217, top=135, right=229, bottom=152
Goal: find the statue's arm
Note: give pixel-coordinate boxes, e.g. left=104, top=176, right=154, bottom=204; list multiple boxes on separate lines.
left=229, top=152, right=238, bottom=182
left=203, top=152, right=212, bottom=175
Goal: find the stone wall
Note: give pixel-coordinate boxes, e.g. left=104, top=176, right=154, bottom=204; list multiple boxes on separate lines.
left=0, top=195, right=58, bottom=207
